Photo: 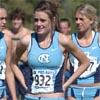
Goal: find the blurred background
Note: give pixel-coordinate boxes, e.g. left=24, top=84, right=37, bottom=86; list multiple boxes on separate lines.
left=0, top=0, right=100, bottom=33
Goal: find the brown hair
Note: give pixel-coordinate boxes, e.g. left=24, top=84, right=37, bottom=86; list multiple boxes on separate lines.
left=0, top=3, right=6, bottom=9
left=10, top=8, right=25, bottom=24
left=34, top=0, right=60, bottom=32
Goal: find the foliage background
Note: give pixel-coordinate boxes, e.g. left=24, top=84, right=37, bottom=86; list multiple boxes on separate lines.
left=0, top=0, right=100, bottom=33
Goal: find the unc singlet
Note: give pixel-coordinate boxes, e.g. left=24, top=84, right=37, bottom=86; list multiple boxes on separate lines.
left=69, top=32, right=100, bottom=84
left=28, top=31, right=64, bottom=94
left=0, top=32, right=7, bottom=80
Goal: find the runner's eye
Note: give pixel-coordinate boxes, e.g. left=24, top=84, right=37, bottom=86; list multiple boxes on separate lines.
left=34, top=18, right=38, bottom=22
left=34, top=18, right=46, bottom=22
left=75, top=18, right=83, bottom=21
left=40, top=19, right=46, bottom=22
left=0, top=17, right=7, bottom=20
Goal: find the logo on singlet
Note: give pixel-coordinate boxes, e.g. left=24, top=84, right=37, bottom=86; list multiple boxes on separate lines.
left=92, top=46, right=97, bottom=50
left=51, top=48, right=57, bottom=51
left=38, top=54, right=50, bottom=63
left=0, top=46, right=4, bottom=49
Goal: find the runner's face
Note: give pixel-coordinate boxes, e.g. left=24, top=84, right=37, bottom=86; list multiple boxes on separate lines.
left=12, top=18, right=23, bottom=29
left=60, top=22, right=70, bottom=34
left=0, top=8, right=7, bottom=31
left=34, top=11, right=52, bottom=35
left=75, top=11, right=93, bottom=33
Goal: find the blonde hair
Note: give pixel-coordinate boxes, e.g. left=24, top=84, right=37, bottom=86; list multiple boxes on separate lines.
left=75, top=4, right=98, bottom=31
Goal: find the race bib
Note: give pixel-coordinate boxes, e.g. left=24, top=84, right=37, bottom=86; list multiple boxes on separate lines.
left=74, top=57, right=99, bottom=78
left=0, top=61, right=6, bottom=80
left=31, top=69, right=57, bottom=94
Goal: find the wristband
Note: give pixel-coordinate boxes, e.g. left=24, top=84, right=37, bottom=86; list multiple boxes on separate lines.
left=11, top=37, right=20, bottom=40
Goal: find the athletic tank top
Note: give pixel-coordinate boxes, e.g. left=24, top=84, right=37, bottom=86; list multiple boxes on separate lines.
left=0, top=32, right=7, bottom=80
left=28, top=31, right=64, bottom=94
left=69, top=32, right=100, bottom=84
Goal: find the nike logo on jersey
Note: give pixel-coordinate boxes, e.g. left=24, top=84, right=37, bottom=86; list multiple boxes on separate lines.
left=0, top=46, right=4, bottom=49
left=92, top=46, right=97, bottom=49
left=51, top=48, right=57, bottom=51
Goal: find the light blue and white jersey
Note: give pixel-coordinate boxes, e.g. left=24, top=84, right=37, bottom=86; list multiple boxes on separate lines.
left=28, top=31, right=64, bottom=94
left=0, top=32, right=7, bottom=80
left=0, top=32, right=7, bottom=98
left=69, top=32, right=100, bottom=84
